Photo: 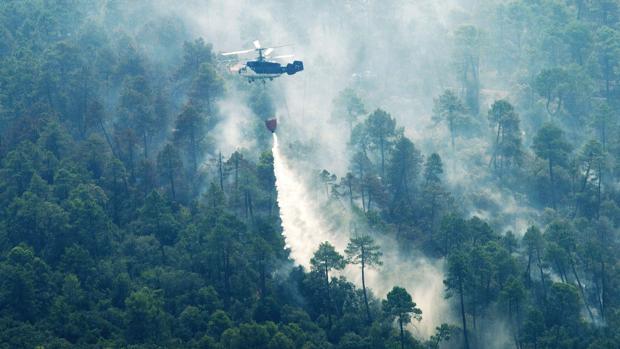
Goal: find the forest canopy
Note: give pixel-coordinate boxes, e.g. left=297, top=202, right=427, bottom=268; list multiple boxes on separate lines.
left=1, top=1, right=620, bottom=349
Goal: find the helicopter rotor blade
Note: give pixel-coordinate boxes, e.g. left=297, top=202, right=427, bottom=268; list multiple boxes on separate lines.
left=264, top=48, right=274, bottom=56
left=229, top=62, right=244, bottom=72
left=253, top=40, right=261, bottom=49
left=270, top=44, right=294, bottom=49
left=222, top=48, right=254, bottom=56
left=272, top=54, right=294, bottom=60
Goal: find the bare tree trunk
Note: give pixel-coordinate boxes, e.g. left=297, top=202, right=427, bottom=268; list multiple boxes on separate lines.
left=459, top=279, right=470, bottom=349
left=190, top=129, right=197, bottom=173
left=325, top=266, right=332, bottom=326
left=348, top=180, right=353, bottom=207
left=361, top=254, right=371, bottom=323
left=548, top=157, right=556, bottom=209
left=399, top=317, right=405, bottom=349
left=601, top=259, right=607, bottom=319
left=537, top=250, right=547, bottom=300
left=380, top=136, right=385, bottom=179
left=169, top=169, right=176, bottom=201
left=526, top=253, right=532, bottom=286
left=143, top=131, right=148, bottom=160
left=570, top=259, right=595, bottom=321
left=98, top=119, right=117, bottom=158
left=219, top=151, right=224, bottom=191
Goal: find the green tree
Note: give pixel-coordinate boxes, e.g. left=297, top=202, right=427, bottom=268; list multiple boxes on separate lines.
left=521, top=309, right=545, bottom=348
left=532, top=123, right=572, bottom=209
left=37, top=119, right=72, bottom=159
left=453, top=25, right=482, bottom=114
left=426, top=324, right=453, bottom=349
left=345, top=234, right=383, bottom=323
left=436, top=213, right=466, bottom=256
left=590, top=102, right=615, bottom=151
left=500, top=276, right=526, bottom=347
left=137, top=190, right=181, bottom=260
left=351, top=122, right=371, bottom=156
left=337, top=332, right=369, bottom=349
left=176, top=38, right=214, bottom=81
left=386, top=136, right=422, bottom=212
left=562, top=21, right=592, bottom=65
left=421, top=153, right=446, bottom=234
left=237, top=322, right=273, bottom=349
left=340, top=172, right=358, bottom=208
left=178, top=305, right=207, bottom=340
left=101, top=157, right=129, bottom=224
left=64, top=183, right=113, bottom=257
left=269, top=332, right=295, bottom=349
left=333, top=88, right=366, bottom=132
left=0, top=245, right=52, bottom=322
left=206, top=218, right=244, bottom=306
left=208, top=310, right=233, bottom=340
left=118, top=76, right=154, bottom=159
left=250, top=236, right=276, bottom=298
left=546, top=283, right=582, bottom=330
left=257, top=151, right=276, bottom=215
left=576, top=140, right=605, bottom=218
left=189, top=62, right=223, bottom=114
left=0, top=141, right=57, bottom=199
left=157, top=143, right=183, bottom=201
left=545, top=221, right=594, bottom=320
left=433, top=90, right=467, bottom=150
left=383, top=286, right=422, bottom=349
left=593, top=26, right=620, bottom=100
left=310, top=242, right=347, bottom=323
left=364, top=109, right=398, bottom=178
left=125, top=287, right=169, bottom=343
left=534, top=68, right=570, bottom=116
left=173, top=103, right=208, bottom=174
left=445, top=250, right=471, bottom=349
left=522, top=226, right=547, bottom=297
left=114, top=127, right=139, bottom=181
left=487, top=100, right=523, bottom=177
left=6, top=191, right=69, bottom=257
left=350, top=151, right=373, bottom=212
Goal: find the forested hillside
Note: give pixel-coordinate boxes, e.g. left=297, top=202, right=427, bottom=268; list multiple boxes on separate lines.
left=1, top=1, right=620, bottom=349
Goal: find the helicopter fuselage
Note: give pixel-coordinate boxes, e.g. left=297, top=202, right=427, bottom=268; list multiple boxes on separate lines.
left=222, top=41, right=303, bottom=82
left=238, top=60, right=304, bottom=82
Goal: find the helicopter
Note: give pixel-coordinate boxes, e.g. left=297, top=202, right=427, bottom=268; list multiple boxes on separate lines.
left=222, top=40, right=304, bottom=83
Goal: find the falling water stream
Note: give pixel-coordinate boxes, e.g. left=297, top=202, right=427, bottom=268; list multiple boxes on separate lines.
left=271, top=133, right=450, bottom=336
left=271, top=133, right=341, bottom=267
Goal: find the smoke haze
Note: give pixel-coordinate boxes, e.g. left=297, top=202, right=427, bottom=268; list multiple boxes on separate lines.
left=107, top=0, right=551, bottom=343
left=173, top=0, right=540, bottom=340
left=273, top=133, right=451, bottom=336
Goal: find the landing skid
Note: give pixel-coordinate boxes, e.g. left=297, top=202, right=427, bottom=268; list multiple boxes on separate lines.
left=247, top=78, right=268, bottom=85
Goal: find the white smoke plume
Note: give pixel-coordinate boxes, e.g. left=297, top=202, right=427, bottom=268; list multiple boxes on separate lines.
left=212, top=96, right=257, bottom=155
left=272, top=133, right=348, bottom=262
left=133, top=0, right=546, bottom=343
left=272, top=133, right=451, bottom=337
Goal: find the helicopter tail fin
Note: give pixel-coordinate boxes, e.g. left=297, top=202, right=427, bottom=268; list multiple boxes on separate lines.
left=284, top=60, right=304, bottom=75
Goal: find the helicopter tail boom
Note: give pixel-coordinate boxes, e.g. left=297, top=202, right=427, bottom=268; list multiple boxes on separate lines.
left=284, top=61, right=304, bottom=75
